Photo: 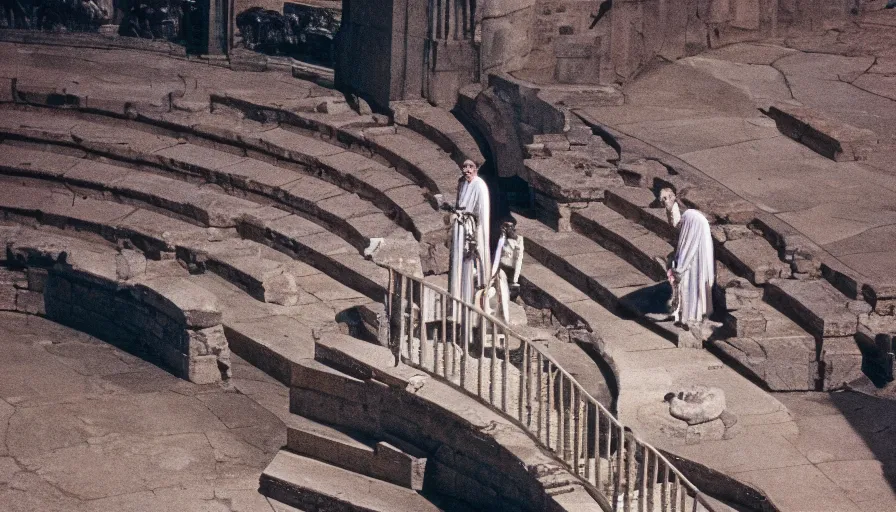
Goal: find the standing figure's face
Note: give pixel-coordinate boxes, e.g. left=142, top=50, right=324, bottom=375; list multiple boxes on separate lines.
left=659, top=189, right=677, bottom=211
left=461, top=160, right=478, bottom=183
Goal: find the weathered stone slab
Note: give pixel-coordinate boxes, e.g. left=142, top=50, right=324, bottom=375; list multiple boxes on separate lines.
left=765, top=279, right=859, bottom=339
left=720, top=235, right=790, bottom=285
left=134, top=277, right=222, bottom=329
left=820, top=336, right=863, bottom=391
left=523, top=155, right=623, bottom=203
left=765, top=104, right=878, bottom=162
left=571, top=202, right=673, bottom=281
left=725, top=307, right=768, bottom=337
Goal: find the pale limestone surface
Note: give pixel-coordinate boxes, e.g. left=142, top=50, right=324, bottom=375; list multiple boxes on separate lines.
left=0, top=312, right=289, bottom=512
left=580, top=25, right=896, bottom=286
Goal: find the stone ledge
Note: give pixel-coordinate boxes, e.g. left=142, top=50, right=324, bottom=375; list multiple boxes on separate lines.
left=1, top=227, right=228, bottom=384
left=765, top=104, right=878, bottom=162
left=210, top=93, right=459, bottom=201
left=0, top=117, right=409, bottom=253
left=765, top=279, right=860, bottom=339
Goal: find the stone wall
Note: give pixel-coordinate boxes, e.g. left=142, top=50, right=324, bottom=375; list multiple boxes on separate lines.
left=491, top=0, right=858, bottom=85
left=0, top=232, right=230, bottom=385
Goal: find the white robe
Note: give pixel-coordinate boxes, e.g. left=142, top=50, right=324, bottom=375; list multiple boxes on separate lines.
left=448, top=176, right=490, bottom=305
left=674, top=209, right=714, bottom=323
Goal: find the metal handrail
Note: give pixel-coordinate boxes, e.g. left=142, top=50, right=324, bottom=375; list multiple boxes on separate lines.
left=385, top=267, right=717, bottom=512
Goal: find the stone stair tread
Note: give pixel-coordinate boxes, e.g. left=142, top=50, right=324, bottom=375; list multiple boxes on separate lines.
left=285, top=411, right=374, bottom=455
left=250, top=126, right=347, bottom=159
left=766, top=278, right=860, bottom=338
left=517, top=216, right=657, bottom=302
left=2, top=129, right=408, bottom=247
left=1, top=143, right=265, bottom=228
left=604, top=186, right=675, bottom=241
left=0, top=106, right=426, bottom=249
left=400, top=103, right=484, bottom=163
left=261, top=451, right=442, bottom=512
left=572, top=202, right=673, bottom=281
left=718, top=235, right=790, bottom=285
left=153, top=141, right=248, bottom=171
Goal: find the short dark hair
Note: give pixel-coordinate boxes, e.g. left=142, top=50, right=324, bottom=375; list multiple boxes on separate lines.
left=500, top=216, right=517, bottom=226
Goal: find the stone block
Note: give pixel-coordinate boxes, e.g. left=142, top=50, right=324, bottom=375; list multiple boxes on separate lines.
left=15, top=289, right=45, bottom=315
left=565, top=124, right=592, bottom=146
left=187, top=354, right=225, bottom=385
left=371, top=441, right=427, bottom=490
left=186, top=325, right=228, bottom=358
left=290, top=359, right=367, bottom=404
left=748, top=335, right=817, bottom=391
left=765, top=105, right=878, bottom=162
left=821, top=337, right=864, bottom=391
left=765, top=279, right=859, bottom=339
left=0, top=283, right=16, bottom=311
left=136, top=277, right=222, bottom=328
left=115, top=249, right=147, bottom=281
left=263, top=271, right=299, bottom=306
left=556, top=57, right=601, bottom=84
left=725, top=307, right=768, bottom=337
left=554, top=38, right=596, bottom=59
left=720, top=236, right=788, bottom=285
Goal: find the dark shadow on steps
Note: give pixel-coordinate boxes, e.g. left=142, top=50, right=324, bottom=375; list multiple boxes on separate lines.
left=619, top=281, right=673, bottom=317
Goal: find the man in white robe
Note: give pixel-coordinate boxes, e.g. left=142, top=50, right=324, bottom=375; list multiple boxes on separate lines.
left=447, top=160, right=490, bottom=306
left=661, top=188, right=714, bottom=326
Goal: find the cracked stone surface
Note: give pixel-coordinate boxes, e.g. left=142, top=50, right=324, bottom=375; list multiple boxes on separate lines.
left=0, top=312, right=289, bottom=512
left=578, top=10, right=896, bottom=287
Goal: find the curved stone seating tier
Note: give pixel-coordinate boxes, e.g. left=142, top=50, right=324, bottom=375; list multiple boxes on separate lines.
left=0, top=110, right=411, bottom=254
left=287, top=333, right=603, bottom=511
left=211, top=93, right=462, bottom=200
left=134, top=108, right=447, bottom=244
left=0, top=226, right=229, bottom=385
left=0, top=181, right=388, bottom=302
left=392, top=100, right=485, bottom=167
left=1, top=218, right=599, bottom=511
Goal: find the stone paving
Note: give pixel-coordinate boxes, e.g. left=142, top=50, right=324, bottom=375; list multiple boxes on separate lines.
left=0, top=311, right=297, bottom=512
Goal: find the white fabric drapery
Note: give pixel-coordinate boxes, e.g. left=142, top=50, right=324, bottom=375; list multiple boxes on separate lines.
left=673, top=209, right=714, bottom=323
left=448, top=176, right=490, bottom=305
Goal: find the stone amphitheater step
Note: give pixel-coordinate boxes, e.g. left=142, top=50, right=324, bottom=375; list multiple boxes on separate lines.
left=0, top=145, right=389, bottom=300
left=133, top=107, right=447, bottom=243
left=288, top=359, right=427, bottom=489
left=211, top=93, right=462, bottom=200
left=0, top=181, right=386, bottom=306
left=261, top=451, right=444, bottom=512
left=603, top=186, right=789, bottom=285
left=514, top=215, right=691, bottom=344
left=393, top=101, right=484, bottom=166
left=570, top=201, right=672, bottom=282
left=0, top=109, right=412, bottom=253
